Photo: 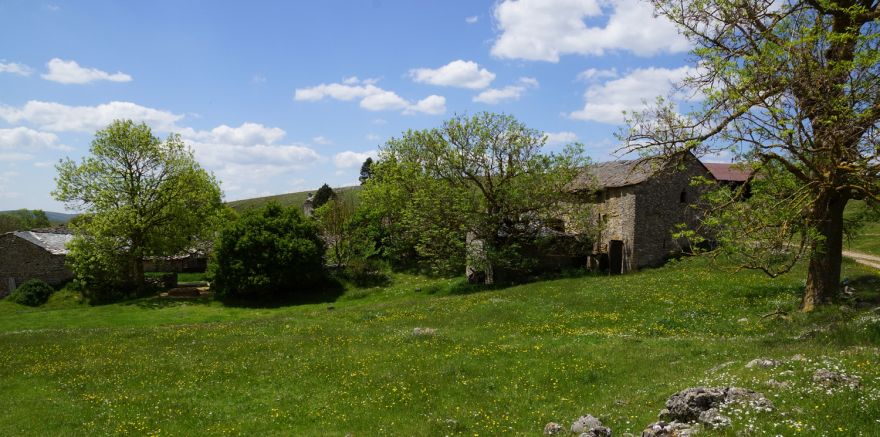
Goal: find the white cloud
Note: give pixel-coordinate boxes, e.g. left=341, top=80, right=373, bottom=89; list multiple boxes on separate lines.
left=0, top=171, right=21, bottom=199
left=491, top=0, right=689, bottom=62
left=569, top=66, right=696, bottom=124
left=0, top=61, right=32, bottom=76
left=577, top=68, right=618, bottom=81
left=0, top=127, right=72, bottom=154
left=313, top=136, right=333, bottom=145
left=472, top=77, right=538, bottom=104
left=333, top=150, right=376, bottom=169
left=405, top=95, right=446, bottom=115
left=180, top=123, right=322, bottom=197
left=0, top=100, right=184, bottom=132
left=182, top=122, right=286, bottom=146
left=544, top=131, right=578, bottom=145
left=465, top=15, right=479, bottom=24
left=295, top=78, right=445, bottom=115
left=42, top=58, right=133, bottom=84
left=409, top=60, right=495, bottom=89
left=366, top=133, right=381, bottom=142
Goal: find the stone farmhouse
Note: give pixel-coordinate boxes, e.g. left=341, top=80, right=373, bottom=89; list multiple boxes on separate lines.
left=567, top=153, right=724, bottom=274
left=0, top=227, right=74, bottom=296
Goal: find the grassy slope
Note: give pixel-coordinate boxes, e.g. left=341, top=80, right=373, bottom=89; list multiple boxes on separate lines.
left=1, top=259, right=878, bottom=436
left=226, top=186, right=362, bottom=212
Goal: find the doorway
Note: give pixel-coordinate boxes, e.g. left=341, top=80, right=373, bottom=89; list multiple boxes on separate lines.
left=608, top=240, right=624, bottom=275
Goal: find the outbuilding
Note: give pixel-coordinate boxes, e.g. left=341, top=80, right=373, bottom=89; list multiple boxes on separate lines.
left=0, top=228, right=73, bottom=296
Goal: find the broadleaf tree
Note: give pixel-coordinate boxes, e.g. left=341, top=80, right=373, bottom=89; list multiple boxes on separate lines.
left=53, top=120, right=223, bottom=297
left=360, top=112, right=589, bottom=283
left=622, top=0, right=880, bottom=311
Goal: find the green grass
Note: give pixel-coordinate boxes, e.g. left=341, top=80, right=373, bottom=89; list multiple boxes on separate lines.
left=226, top=185, right=361, bottom=212
left=845, top=200, right=880, bottom=256
left=1, top=258, right=878, bottom=435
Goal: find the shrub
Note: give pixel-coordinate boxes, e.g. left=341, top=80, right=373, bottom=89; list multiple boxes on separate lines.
left=209, top=202, right=326, bottom=299
left=8, top=279, right=55, bottom=306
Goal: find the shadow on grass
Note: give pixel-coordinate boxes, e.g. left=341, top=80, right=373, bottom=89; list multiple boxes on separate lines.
left=422, top=268, right=604, bottom=296
left=124, top=295, right=215, bottom=309
left=216, top=279, right=346, bottom=308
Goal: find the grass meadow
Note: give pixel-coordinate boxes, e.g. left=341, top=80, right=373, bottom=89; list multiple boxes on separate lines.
left=1, top=257, right=878, bottom=436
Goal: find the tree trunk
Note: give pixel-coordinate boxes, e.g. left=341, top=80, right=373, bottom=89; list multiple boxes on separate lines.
left=802, top=192, right=846, bottom=312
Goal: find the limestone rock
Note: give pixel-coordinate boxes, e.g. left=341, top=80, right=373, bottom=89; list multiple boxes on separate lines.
left=571, top=414, right=603, bottom=433
left=543, top=422, right=564, bottom=435
left=812, top=368, right=861, bottom=388
left=411, top=327, right=436, bottom=337
left=660, top=387, right=773, bottom=422
left=697, top=408, right=730, bottom=429
left=641, top=421, right=699, bottom=437
left=745, top=358, right=781, bottom=368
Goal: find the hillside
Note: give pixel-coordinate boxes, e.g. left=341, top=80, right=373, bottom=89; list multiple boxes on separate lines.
left=226, top=185, right=362, bottom=211
left=1, top=257, right=878, bottom=435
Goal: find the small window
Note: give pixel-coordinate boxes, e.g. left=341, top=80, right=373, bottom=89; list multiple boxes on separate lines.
left=679, top=190, right=687, bottom=203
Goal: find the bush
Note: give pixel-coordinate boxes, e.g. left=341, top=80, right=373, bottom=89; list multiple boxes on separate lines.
left=209, top=202, right=326, bottom=299
left=7, top=279, right=55, bottom=306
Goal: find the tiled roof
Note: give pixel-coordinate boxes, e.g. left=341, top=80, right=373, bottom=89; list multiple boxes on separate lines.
left=703, top=162, right=751, bottom=182
left=11, top=231, right=74, bottom=255
left=569, top=156, right=659, bottom=190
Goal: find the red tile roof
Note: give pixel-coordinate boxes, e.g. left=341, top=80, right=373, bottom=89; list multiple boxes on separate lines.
left=703, top=162, right=751, bottom=182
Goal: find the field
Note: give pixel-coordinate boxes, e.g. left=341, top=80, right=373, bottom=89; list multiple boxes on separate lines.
left=226, top=186, right=361, bottom=212
left=1, top=257, right=879, bottom=436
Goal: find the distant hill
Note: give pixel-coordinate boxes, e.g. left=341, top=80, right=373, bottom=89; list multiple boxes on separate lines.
left=226, top=185, right=362, bottom=211
left=45, top=211, right=79, bottom=224
left=0, top=210, right=79, bottom=225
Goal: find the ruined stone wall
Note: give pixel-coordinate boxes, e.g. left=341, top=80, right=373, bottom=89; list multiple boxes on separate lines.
left=0, top=234, right=73, bottom=296
left=632, top=158, right=711, bottom=268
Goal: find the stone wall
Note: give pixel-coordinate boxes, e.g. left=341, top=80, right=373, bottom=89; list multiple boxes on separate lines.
left=597, top=186, right=637, bottom=272
left=631, top=158, right=711, bottom=268
left=0, top=234, right=73, bottom=297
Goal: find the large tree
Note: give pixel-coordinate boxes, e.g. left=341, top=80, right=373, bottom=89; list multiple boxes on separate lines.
left=623, top=0, right=879, bottom=310
left=361, top=112, right=588, bottom=282
left=54, top=120, right=222, bottom=295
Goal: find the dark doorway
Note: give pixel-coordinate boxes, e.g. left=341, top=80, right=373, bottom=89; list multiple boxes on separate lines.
left=609, top=240, right=624, bottom=275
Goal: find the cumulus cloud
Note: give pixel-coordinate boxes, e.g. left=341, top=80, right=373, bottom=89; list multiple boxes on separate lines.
left=180, top=123, right=322, bottom=197
left=577, top=68, right=618, bottom=81
left=0, top=127, right=72, bottom=156
left=473, top=77, right=538, bottom=104
left=0, top=100, right=184, bottom=132
left=544, top=131, right=578, bottom=145
left=295, top=77, right=445, bottom=115
left=568, top=66, right=696, bottom=124
left=409, top=60, right=495, bottom=89
left=491, top=0, right=689, bottom=62
left=333, top=150, right=376, bottom=169
left=41, top=58, right=132, bottom=84
left=465, top=15, right=479, bottom=24
left=312, top=136, right=333, bottom=145
left=0, top=61, right=32, bottom=76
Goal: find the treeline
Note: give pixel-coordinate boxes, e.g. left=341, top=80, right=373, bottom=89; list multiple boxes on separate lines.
left=0, top=209, right=51, bottom=233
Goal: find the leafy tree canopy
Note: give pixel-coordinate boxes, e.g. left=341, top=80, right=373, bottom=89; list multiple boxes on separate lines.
left=360, top=112, right=589, bottom=282
left=53, top=120, right=223, bottom=298
left=312, top=183, right=336, bottom=209
left=0, top=209, right=51, bottom=233
left=623, top=0, right=880, bottom=311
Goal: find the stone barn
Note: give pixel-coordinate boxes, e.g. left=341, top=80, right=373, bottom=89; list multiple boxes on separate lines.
left=567, top=153, right=714, bottom=274
left=0, top=228, right=74, bottom=296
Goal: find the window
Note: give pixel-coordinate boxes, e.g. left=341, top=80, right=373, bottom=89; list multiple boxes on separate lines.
left=680, top=189, right=687, bottom=203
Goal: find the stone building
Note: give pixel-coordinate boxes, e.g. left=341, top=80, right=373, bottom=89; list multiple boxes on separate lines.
left=0, top=228, right=74, bottom=296
left=567, top=153, right=714, bottom=274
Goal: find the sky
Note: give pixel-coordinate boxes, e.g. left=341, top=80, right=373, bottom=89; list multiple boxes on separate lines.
left=0, top=0, right=699, bottom=212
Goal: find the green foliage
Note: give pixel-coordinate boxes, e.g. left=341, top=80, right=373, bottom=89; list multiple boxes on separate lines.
left=312, top=183, right=336, bottom=209
left=209, top=202, right=326, bottom=298
left=7, top=279, right=55, bottom=307
left=358, top=157, right=374, bottom=185
left=0, top=209, right=51, bottom=233
left=53, top=120, right=223, bottom=298
left=359, top=112, right=590, bottom=280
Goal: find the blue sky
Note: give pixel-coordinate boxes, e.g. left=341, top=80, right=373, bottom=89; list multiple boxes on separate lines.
left=0, top=0, right=697, bottom=212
